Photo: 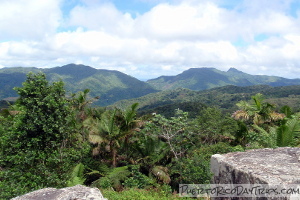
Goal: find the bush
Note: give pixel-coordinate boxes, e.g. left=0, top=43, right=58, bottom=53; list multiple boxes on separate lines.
left=102, top=188, right=194, bottom=200
left=170, top=142, right=244, bottom=188
left=123, top=165, right=155, bottom=189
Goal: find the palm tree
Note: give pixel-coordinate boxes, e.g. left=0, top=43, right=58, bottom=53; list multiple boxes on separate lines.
left=71, top=89, right=99, bottom=121
left=117, top=103, right=140, bottom=151
left=84, top=103, right=140, bottom=167
left=232, top=93, right=285, bottom=125
left=83, top=109, right=122, bottom=167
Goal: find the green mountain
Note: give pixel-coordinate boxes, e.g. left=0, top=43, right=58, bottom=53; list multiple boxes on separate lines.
left=0, top=64, right=158, bottom=106
left=1, top=65, right=300, bottom=107
left=146, top=67, right=300, bottom=90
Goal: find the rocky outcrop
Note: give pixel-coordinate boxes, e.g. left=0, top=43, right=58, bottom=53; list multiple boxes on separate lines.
left=11, top=185, right=107, bottom=200
left=211, top=147, right=300, bottom=199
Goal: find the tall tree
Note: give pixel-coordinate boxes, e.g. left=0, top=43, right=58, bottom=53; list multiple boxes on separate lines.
left=0, top=72, right=89, bottom=199
left=194, top=107, right=238, bottom=145
left=13, top=72, right=74, bottom=150
left=144, top=109, right=190, bottom=160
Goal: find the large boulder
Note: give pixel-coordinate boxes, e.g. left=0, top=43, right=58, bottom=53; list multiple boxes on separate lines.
left=11, top=185, right=107, bottom=200
left=211, top=147, right=300, bottom=185
left=210, top=147, right=300, bottom=199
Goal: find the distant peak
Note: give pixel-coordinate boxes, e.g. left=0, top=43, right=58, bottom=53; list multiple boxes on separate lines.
left=227, top=68, right=243, bottom=73
left=62, top=63, right=92, bottom=69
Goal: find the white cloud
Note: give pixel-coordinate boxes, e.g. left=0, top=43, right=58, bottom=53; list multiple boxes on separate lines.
left=68, top=2, right=135, bottom=36
left=0, top=0, right=61, bottom=41
left=0, top=0, right=300, bottom=80
left=135, top=2, right=232, bottom=41
left=52, top=29, right=123, bottom=55
left=282, top=34, right=300, bottom=59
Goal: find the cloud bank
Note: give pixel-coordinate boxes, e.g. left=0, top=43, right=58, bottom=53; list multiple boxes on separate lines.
left=0, top=0, right=299, bottom=80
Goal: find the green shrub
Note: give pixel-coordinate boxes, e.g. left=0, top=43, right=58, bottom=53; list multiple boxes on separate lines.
left=98, top=177, right=113, bottom=189
left=123, top=165, right=155, bottom=189
left=102, top=188, right=194, bottom=200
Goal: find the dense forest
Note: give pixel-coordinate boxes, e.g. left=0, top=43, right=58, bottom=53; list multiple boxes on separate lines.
left=0, top=73, right=299, bottom=199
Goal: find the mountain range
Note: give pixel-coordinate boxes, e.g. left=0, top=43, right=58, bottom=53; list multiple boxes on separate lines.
left=1, top=64, right=300, bottom=106
left=146, top=67, right=300, bottom=90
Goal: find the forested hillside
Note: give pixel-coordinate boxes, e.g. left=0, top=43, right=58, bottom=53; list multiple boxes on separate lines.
left=0, top=64, right=158, bottom=106
left=112, top=85, right=300, bottom=117
left=1, top=72, right=299, bottom=199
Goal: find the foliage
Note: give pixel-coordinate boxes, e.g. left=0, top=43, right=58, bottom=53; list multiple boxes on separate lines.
left=112, top=84, right=300, bottom=119
left=232, top=93, right=300, bottom=148
left=191, top=107, right=238, bottom=145
left=123, top=165, right=155, bottom=189
left=276, top=114, right=300, bottom=147
left=243, top=115, right=300, bottom=148
left=171, top=143, right=244, bottom=187
left=0, top=72, right=90, bottom=199
left=92, top=166, right=130, bottom=191
left=102, top=188, right=195, bottom=200
left=1, top=70, right=300, bottom=199
left=67, top=163, right=86, bottom=187
left=131, top=134, right=168, bottom=166
left=232, top=93, right=284, bottom=126
left=83, top=103, right=140, bottom=167
left=12, top=73, right=75, bottom=150
left=247, top=125, right=277, bottom=148
left=143, top=109, right=190, bottom=160
left=170, top=153, right=211, bottom=185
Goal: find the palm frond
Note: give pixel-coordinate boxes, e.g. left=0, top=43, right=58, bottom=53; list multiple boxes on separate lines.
left=269, top=111, right=285, bottom=121
left=108, top=166, right=131, bottom=189
left=280, top=105, right=293, bottom=118
left=89, top=134, right=105, bottom=145
left=232, top=110, right=249, bottom=121
left=252, top=125, right=276, bottom=147
left=236, top=100, right=252, bottom=111
left=277, top=118, right=300, bottom=147
left=67, top=163, right=86, bottom=187
left=252, top=93, right=264, bottom=110
left=134, top=136, right=168, bottom=164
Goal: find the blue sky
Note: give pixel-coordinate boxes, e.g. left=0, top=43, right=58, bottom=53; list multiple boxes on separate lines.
left=0, top=0, right=300, bottom=80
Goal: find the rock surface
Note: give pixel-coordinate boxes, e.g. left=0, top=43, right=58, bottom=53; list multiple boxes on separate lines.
left=11, top=185, right=107, bottom=200
left=211, top=147, right=300, bottom=199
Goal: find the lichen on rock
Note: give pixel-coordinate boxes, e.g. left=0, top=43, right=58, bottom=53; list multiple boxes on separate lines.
left=11, top=185, right=107, bottom=200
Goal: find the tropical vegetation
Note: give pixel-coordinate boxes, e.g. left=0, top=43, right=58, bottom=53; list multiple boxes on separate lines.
left=0, top=72, right=299, bottom=199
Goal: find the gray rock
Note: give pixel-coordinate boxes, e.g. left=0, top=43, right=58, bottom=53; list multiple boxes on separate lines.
left=210, top=147, right=300, bottom=200
left=11, top=185, right=107, bottom=200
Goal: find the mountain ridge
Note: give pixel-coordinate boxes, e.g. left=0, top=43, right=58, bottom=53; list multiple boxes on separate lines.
left=1, top=64, right=300, bottom=106
left=0, top=64, right=159, bottom=106
left=146, top=67, right=300, bottom=90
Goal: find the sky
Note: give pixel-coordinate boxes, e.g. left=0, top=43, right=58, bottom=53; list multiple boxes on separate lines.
left=0, top=0, right=300, bottom=80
